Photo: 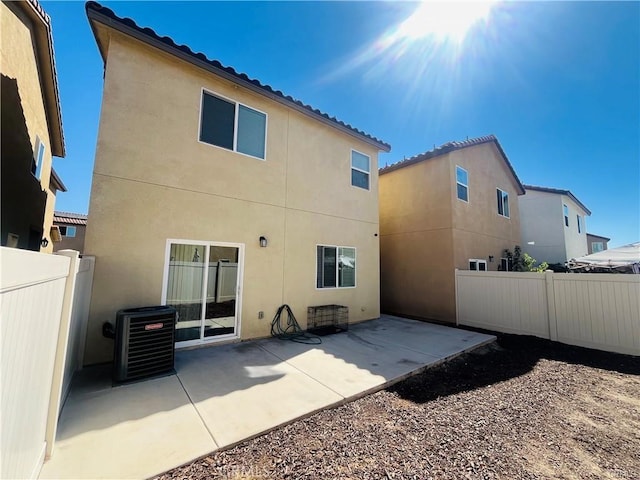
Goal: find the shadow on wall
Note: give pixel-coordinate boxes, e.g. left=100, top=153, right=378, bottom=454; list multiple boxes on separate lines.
left=1, top=74, right=47, bottom=250
left=389, top=331, right=640, bottom=405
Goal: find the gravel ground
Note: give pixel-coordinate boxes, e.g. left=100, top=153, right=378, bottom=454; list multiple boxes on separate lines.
left=156, top=334, right=640, bottom=480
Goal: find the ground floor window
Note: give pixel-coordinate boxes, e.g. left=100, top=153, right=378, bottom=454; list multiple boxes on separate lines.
left=316, top=245, right=356, bottom=288
left=469, top=259, right=487, bottom=271
left=500, top=257, right=513, bottom=271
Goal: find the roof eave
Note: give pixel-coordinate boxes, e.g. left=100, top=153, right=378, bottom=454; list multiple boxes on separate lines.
left=19, top=0, right=65, bottom=157
left=86, top=6, right=390, bottom=153
left=50, top=168, right=67, bottom=192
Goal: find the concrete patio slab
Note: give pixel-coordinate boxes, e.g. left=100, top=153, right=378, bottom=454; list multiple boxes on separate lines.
left=39, top=316, right=495, bottom=480
left=176, top=342, right=343, bottom=448
left=39, top=374, right=217, bottom=480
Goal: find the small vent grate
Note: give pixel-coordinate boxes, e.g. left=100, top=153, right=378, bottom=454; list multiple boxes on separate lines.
left=113, top=306, right=177, bottom=384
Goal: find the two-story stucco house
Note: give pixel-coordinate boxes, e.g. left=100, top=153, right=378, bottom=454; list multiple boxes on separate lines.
left=379, top=135, right=524, bottom=324
left=83, top=2, right=390, bottom=365
left=519, top=185, right=591, bottom=264
left=1, top=0, right=65, bottom=252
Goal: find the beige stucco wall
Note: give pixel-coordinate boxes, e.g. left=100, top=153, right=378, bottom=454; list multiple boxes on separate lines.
left=53, top=224, right=86, bottom=253
left=1, top=2, right=57, bottom=252
left=379, top=142, right=522, bottom=324
left=449, top=144, right=522, bottom=270
left=84, top=30, right=381, bottom=364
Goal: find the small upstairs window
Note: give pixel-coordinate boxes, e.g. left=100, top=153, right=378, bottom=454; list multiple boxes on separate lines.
left=59, top=226, right=76, bottom=237
left=351, top=150, right=370, bottom=190
left=577, top=215, right=582, bottom=233
left=456, top=166, right=468, bottom=202
left=199, top=90, right=267, bottom=160
left=496, top=188, right=510, bottom=218
left=563, top=204, right=569, bottom=227
left=31, top=137, right=45, bottom=180
left=592, top=242, right=604, bottom=253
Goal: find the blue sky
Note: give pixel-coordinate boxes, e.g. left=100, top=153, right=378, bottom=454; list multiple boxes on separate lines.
left=44, top=1, right=639, bottom=248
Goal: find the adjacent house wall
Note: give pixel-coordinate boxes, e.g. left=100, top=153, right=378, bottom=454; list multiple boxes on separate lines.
left=519, top=190, right=589, bottom=264
left=84, top=31, right=380, bottom=364
left=449, top=144, right=522, bottom=271
left=519, top=190, right=566, bottom=264
left=53, top=224, right=86, bottom=253
left=0, top=1, right=57, bottom=251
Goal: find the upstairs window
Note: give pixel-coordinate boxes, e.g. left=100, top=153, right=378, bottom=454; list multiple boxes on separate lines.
left=31, top=137, right=45, bottom=180
left=496, top=188, right=510, bottom=218
left=592, top=242, right=604, bottom=253
left=199, top=91, right=267, bottom=160
left=563, top=204, right=569, bottom=227
left=577, top=215, right=582, bottom=233
left=317, top=245, right=356, bottom=288
left=59, top=226, right=76, bottom=237
left=351, top=150, right=370, bottom=190
left=469, top=259, right=487, bottom=271
left=456, top=166, right=468, bottom=202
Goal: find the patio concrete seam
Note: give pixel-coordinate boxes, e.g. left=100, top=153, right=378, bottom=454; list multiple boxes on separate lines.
left=256, top=342, right=348, bottom=400
left=175, top=373, right=220, bottom=449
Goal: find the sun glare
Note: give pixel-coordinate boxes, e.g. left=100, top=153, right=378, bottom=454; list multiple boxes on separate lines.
left=398, top=1, right=498, bottom=44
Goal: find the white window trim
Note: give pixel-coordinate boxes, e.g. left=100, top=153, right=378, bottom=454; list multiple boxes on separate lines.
left=500, top=257, right=511, bottom=271
left=563, top=204, right=569, bottom=227
left=315, top=244, right=357, bottom=290
left=577, top=215, right=582, bottom=234
left=456, top=165, right=469, bottom=203
left=350, top=149, right=370, bottom=191
left=197, top=88, right=268, bottom=161
left=65, top=226, right=77, bottom=238
left=592, top=241, right=604, bottom=253
left=496, top=188, right=510, bottom=218
left=32, top=136, right=45, bottom=180
left=160, top=238, right=245, bottom=348
left=469, top=259, right=487, bottom=271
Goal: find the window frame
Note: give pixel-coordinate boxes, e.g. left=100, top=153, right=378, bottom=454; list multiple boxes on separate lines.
left=31, top=136, right=45, bottom=180
left=500, top=257, right=513, bottom=271
left=456, top=166, right=469, bottom=202
left=496, top=188, right=510, bottom=218
left=65, top=226, right=77, bottom=238
left=316, top=244, right=357, bottom=289
left=198, top=88, right=268, bottom=161
left=350, top=149, right=370, bottom=190
left=563, top=204, right=569, bottom=227
left=592, top=242, right=604, bottom=253
left=577, top=215, right=582, bottom=234
left=469, top=259, right=487, bottom=271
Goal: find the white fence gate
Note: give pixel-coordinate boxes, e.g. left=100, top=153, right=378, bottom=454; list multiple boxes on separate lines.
left=0, top=248, right=94, bottom=480
left=456, top=270, right=640, bottom=356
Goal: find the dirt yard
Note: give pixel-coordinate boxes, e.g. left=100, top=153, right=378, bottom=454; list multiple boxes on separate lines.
left=157, top=334, right=640, bottom=480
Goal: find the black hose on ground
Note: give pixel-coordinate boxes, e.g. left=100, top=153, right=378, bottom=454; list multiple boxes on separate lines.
left=270, top=304, right=321, bottom=345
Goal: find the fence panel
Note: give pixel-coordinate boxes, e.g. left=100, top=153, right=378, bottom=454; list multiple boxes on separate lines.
left=552, top=274, right=640, bottom=355
left=61, top=255, right=95, bottom=407
left=0, top=248, right=70, bottom=480
left=456, top=269, right=640, bottom=356
left=456, top=270, right=549, bottom=337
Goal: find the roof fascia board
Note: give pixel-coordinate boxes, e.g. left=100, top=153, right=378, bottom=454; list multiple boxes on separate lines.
left=87, top=8, right=390, bottom=152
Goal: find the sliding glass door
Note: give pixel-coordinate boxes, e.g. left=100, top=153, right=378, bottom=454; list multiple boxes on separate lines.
left=163, top=240, right=242, bottom=346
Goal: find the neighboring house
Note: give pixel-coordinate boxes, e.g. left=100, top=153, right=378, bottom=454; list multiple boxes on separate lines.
left=83, top=2, right=390, bottom=365
left=587, top=233, right=610, bottom=254
left=379, top=135, right=524, bottom=324
left=1, top=0, right=65, bottom=252
left=53, top=211, right=87, bottom=253
left=519, top=185, right=590, bottom=264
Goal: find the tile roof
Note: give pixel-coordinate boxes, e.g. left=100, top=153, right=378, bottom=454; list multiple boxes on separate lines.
left=54, top=211, right=88, bottom=225
left=85, top=1, right=390, bottom=152
left=523, top=185, right=591, bottom=215
left=379, top=134, right=525, bottom=194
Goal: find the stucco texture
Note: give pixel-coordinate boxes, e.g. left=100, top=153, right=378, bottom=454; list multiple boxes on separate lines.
left=1, top=2, right=58, bottom=251
left=84, top=31, right=381, bottom=364
left=380, top=142, right=522, bottom=324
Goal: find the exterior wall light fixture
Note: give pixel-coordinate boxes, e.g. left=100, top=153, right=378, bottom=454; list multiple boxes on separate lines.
left=259, top=236, right=268, bottom=248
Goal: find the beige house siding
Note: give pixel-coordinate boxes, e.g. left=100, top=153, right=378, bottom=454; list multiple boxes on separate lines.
left=1, top=1, right=60, bottom=252
left=53, top=224, right=86, bottom=253
left=84, top=30, right=382, bottom=365
left=380, top=139, right=522, bottom=324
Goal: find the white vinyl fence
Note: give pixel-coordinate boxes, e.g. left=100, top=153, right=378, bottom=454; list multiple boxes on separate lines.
left=0, top=248, right=94, bottom=480
left=456, top=270, right=640, bottom=356
left=166, top=260, right=238, bottom=304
